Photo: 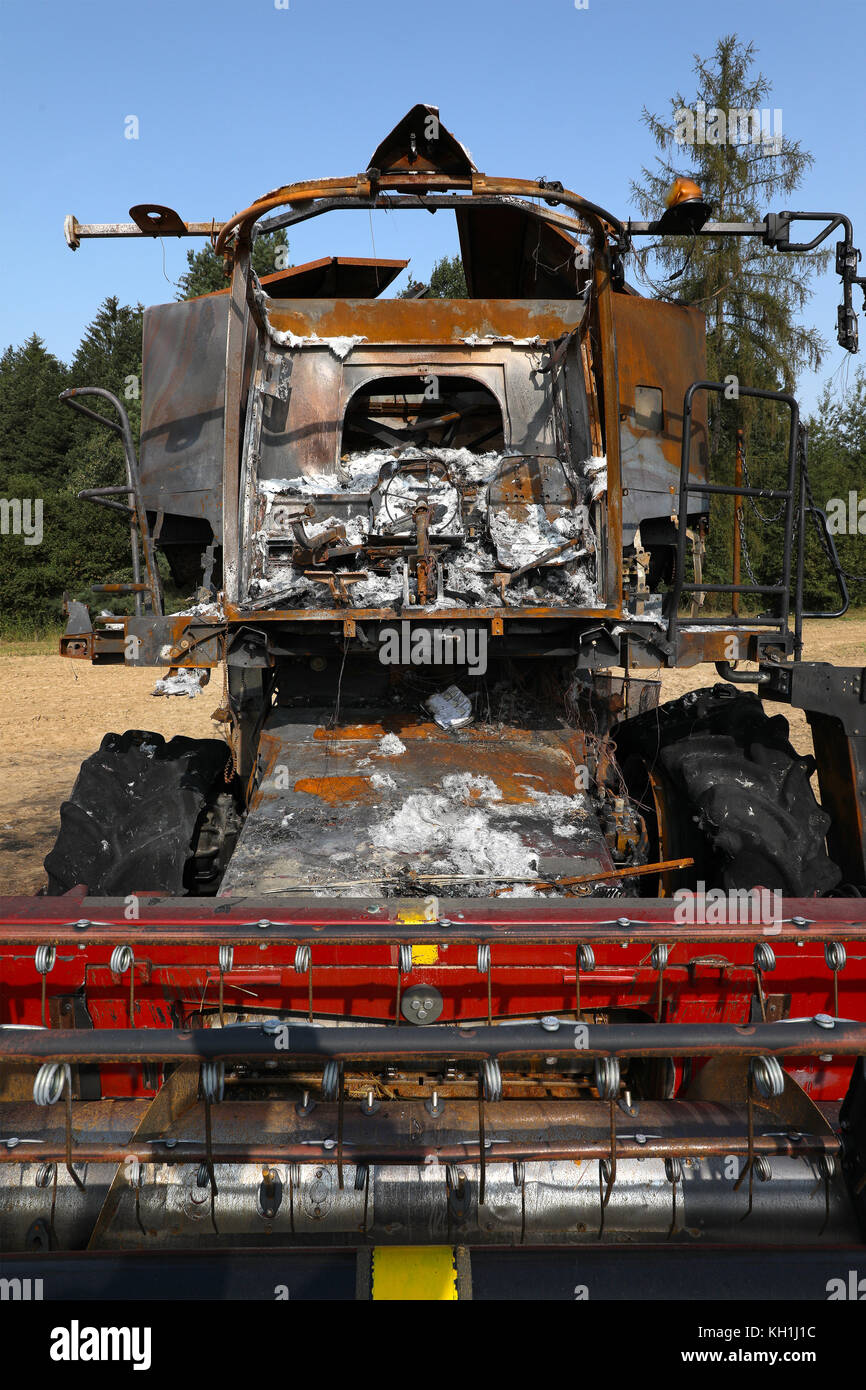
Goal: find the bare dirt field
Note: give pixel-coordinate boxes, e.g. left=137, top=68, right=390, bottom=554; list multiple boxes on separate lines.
left=1, top=618, right=863, bottom=897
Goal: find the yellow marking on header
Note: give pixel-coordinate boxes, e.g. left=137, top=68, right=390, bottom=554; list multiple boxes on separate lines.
left=372, top=1247, right=458, bottom=1301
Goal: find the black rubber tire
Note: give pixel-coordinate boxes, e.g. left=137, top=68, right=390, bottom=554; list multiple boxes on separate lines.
left=44, top=731, right=231, bottom=896
left=615, top=684, right=841, bottom=898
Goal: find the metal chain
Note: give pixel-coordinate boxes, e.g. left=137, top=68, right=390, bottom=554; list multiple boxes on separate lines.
left=740, top=438, right=787, bottom=524
left=736, top=504, right=761, bottom=588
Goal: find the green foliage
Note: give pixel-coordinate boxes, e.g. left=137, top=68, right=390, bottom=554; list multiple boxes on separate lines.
left=0, top=336, right=72, bottom=488
left=802, top=370, right=866, bottom=607
left=176, top=229, right=290, bottom=299
left=0, top=301, right=146, bottom=636
left=631, top=35, right=828, bottom=397
left=67, top=297, right=144, bottom=486
left=396, top=255, right=468, bottom=299
left=428, top=255, right=467, bottom=298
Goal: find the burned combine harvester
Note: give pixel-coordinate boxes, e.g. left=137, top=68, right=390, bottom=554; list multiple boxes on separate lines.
left=1, top=107, right=865, bottom=1300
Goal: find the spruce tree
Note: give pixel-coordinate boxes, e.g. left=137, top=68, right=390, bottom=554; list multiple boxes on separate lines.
left=630, top=35, right=832, bottom=600
left=631, top=34, right=828, bottom=392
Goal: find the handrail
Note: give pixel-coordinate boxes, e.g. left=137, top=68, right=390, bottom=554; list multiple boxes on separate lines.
left=60, top=387, right=163, bottom=616
left=802, top=506, right=851, bottom=620
left=668, top=381, right=799, bottom=648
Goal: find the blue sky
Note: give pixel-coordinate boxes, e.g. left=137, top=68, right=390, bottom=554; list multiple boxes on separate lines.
left=1, top=0, right=864, bottom=411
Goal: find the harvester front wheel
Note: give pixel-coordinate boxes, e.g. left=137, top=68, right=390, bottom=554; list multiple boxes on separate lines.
left=44, top=730, right=233, bottom=896
left=616, top=684, right=841, bottom=898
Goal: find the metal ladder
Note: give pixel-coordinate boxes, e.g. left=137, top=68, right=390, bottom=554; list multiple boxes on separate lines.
left=667, top=380, right=800, bottom=649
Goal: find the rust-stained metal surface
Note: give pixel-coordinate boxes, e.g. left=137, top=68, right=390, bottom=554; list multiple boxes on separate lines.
left=265, top=296, right=585, bottom=343
left=613, top=293, right=709, bottom=543
left=57, top=605, right=781, bottom=670
left=0, top=1098, right=843, bottom=1167
left=213, top=175, right=615, bottom=260
left=220, top=710, right=616, bottom=898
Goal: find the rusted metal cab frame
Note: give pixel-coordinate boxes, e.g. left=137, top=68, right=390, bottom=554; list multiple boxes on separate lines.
left=59, top=111, right=861, bottom=687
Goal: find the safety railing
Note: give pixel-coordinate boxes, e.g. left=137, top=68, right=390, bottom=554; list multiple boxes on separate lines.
left=60, top=386, right=163, bottom=616
left=668, top=380, right=799, bottom=647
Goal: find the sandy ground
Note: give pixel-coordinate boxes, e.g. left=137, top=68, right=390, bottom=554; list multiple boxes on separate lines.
left=1, top=619, right=863, bottom=896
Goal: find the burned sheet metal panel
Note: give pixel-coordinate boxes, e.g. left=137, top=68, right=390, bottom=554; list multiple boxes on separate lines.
left=265, top=296, right=584, bottom=345
left=457, top=206, right=591, bottom=298
left=203, top=256, right=411, bottom=301
left=256, top=347, right=574, bottom=484
left=612, top=294, right=709, bottom=543
left=261, top=256, right=408, bottom=299
left=368, top=102, right=478, bottom=177
left=139, top=294, right=253, bottom=538
left=218, top=710, right=614, bottom=898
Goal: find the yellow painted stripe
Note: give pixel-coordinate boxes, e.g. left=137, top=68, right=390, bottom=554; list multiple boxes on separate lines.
left=395, top=895, right=438, bottom=925
left=411, top=943, right=439, bottom=965
left=372, top=1246, right=458, bottom=1301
